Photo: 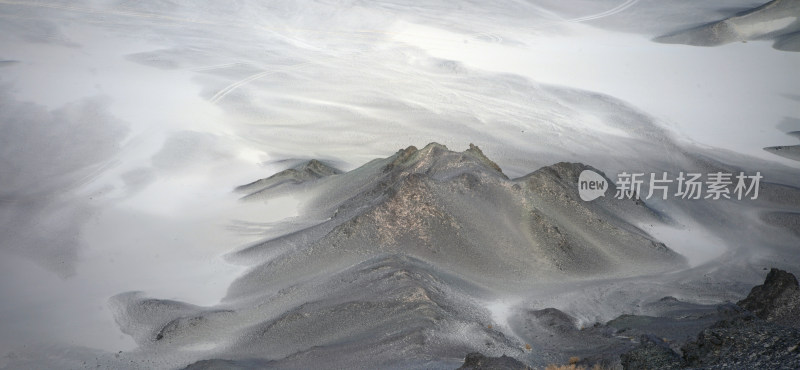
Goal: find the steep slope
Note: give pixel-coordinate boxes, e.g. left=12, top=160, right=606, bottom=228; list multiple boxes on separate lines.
left=111, top=143, right=685, bottom=368
left=225, top=143, right=684, bottom=300
left=115, top=254, right=524, bottom=369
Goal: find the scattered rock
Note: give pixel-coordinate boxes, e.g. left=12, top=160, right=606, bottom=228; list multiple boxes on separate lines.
left=458, top=352, right=531, bottom=370
left=620, top=335, right=683, bottom=370
left=681, top=315, right=800, bottom=369
left=618, top=268, right=800, bottom=369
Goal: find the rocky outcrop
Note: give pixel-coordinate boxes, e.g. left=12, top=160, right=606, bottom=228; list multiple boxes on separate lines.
left=617, top=268, right=800, bottom=369
left=737, top=268, right=800, bottom=328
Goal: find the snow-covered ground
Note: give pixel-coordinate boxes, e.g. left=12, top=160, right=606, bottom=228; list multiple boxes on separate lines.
left=0, top=1, right=798, bottom=368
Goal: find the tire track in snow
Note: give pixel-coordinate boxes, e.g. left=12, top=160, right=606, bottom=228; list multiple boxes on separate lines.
left=464, top=0, right=639, bottom=46
left=567, top=0, right=639, bottom=23
left=209, top=60, right=331, bottom=104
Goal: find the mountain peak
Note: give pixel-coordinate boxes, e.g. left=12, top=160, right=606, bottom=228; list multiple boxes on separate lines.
left=466, top=143, right=503, bottom=173
left=384, top=142, right=505, bottom=179
left=300, top=159, right=340, bottom=177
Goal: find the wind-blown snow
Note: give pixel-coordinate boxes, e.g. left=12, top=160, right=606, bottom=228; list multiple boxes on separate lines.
left=0, top=0, right=799, bottom=368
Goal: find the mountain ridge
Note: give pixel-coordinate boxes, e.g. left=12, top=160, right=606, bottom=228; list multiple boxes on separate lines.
left=111, top=143, right=687, bottom=369
left=654, top=0, right=800, bottom=51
